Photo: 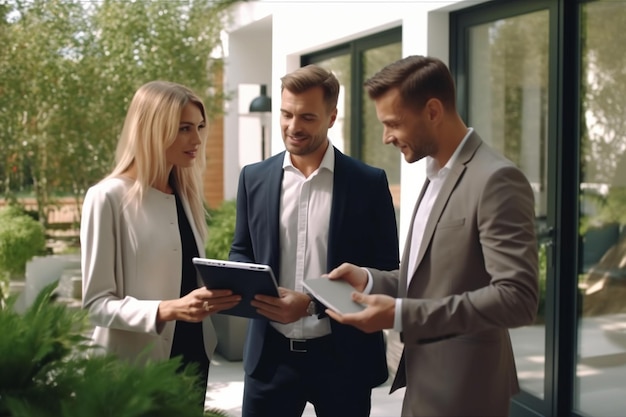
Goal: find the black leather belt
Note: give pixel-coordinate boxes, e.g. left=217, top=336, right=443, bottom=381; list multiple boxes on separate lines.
left=268, top=327, right=332, bottom=353
left=289, top=339, right=309, bottom=353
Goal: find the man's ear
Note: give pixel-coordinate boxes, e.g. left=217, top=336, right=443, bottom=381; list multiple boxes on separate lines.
left=328, top=107, right=338, bottom=128
left=425, top=98, right=444, bottom=123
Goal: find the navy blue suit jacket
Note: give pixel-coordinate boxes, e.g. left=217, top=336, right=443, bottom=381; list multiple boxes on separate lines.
left=229, top=147, right=400, bottom=387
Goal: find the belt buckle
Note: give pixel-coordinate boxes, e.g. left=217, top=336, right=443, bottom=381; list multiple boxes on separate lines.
left=289, top=339, right=307, bottom=353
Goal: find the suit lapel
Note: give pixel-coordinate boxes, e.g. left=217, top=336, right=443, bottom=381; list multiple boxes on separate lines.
left=399, top=179, right=430, bottom=297
left=327, top=148, right=344, bottom=267
left=411, top=165, right=465, bottom=271
left=267, top=154, right=285, bottom=277
left=407, top=133, right=482, bottom=290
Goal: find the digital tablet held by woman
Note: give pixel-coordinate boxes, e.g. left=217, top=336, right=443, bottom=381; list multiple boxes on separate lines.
left=192, top=257, right=279, bottom=319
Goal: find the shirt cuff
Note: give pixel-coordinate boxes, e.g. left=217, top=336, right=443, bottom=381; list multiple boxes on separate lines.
left=394, top=298, right=403, bottom=332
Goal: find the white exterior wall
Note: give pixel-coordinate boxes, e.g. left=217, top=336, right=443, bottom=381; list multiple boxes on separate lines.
left=222, top=0, right=490, bottom=250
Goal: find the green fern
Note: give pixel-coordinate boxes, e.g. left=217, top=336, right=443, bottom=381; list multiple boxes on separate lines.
left=0, top=282, right=231, bottom=417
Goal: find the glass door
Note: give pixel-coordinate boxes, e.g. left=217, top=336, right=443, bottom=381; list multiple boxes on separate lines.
left=576, top=1, right=626, bottom=415
left=453, top=3, right=555, bottom=415
left=466, top=7, right=550, bottom=399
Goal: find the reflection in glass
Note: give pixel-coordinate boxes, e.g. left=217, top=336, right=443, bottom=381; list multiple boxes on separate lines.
left=362, top=42, right=402, bottom=206
left=309, top=54, right=351, bottom=154
left=468, top=9, right=549, bottom=399
left=313, top=44, right=402, bottom=213
left=577, top=1, right=626, bottom=415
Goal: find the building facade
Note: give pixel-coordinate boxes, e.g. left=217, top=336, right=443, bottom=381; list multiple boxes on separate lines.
left=219, top=1, right=626, bottom=416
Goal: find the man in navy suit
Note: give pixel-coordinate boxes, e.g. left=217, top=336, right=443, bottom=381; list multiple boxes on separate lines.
left=229, top=64, right=400, bottom=417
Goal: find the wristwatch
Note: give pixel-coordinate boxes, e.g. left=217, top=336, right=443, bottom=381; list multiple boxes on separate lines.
left=306, top=297, right=318, bottom=316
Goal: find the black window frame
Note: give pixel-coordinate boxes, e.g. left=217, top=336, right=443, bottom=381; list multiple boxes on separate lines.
left=301, top=27, right=402, bottom=160
left=451, top=1, right=583, bottom=416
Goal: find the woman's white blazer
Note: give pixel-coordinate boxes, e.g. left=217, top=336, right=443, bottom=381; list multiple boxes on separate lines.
left=80, top=177, right=217, bottom=364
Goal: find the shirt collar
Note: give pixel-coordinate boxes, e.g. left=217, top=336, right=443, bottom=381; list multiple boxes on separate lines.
left=283, top=139, right=335, bottom=173
left=426, top=128, right=473, bottom=181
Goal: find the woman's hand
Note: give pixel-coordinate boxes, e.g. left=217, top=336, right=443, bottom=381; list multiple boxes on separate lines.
left=157, top=287, right=241, bottom=323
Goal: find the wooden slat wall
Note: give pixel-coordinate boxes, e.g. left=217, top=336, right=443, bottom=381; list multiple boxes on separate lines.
left=203, top=66, right=225, bottom=209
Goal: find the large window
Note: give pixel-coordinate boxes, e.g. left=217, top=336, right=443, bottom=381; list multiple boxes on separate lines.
left=453, top=1, right=626, bottom=416
left=577, top=1, right=626, bottom=415
left=463, top=6, right=550, bottom=401
left=302, top=28, right=402, bottom=212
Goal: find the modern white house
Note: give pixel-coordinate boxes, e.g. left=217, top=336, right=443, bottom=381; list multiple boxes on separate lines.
left=216, top=1, right=626, bottom=416
left=222, top=0, right=465, bottom=250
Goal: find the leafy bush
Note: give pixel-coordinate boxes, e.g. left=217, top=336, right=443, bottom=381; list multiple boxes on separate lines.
left=206, top=200, right=237, bottom=260
left=0, top=205, right=47, bottom=279
left=0, top=283, right=230, bottom=417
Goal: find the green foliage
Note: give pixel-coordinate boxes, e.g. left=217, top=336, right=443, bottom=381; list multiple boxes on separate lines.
left=0, top=283, right=90, bottom=415
left=0, top=282, right=230, bottom=417
left=536, top=243, right=547, bottom=324
left=580, top=2, right=626, bottom=186
left=205, top=200, right=237, bottom=260
left=0, top=206, right=46, bottom=278
left=0, top=0, right=238, bottom=225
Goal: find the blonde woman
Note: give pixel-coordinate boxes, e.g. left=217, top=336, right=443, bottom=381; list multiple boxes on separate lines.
left=80, top=81, right=241, bottom=407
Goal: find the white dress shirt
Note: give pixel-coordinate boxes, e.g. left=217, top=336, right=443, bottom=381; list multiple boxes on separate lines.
left=271, top=141, right=334, bottom=339
left=392, top=128, right=473, bottom=331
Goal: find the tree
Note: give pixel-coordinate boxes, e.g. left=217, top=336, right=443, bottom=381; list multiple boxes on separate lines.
left=0, top=0, right=236, bottom=227
left=1, top=0, right=92, bottom=225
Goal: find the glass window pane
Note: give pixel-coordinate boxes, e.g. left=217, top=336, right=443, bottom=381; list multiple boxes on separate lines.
left=362, top=42, right=402, bottom=207
left=468, top=9, right=550, bottom=399
left=577, top=1, right=626, bottom=415
left=310, top=54, right=352, bottom=155
left=309, top=42, right=401, bottom=214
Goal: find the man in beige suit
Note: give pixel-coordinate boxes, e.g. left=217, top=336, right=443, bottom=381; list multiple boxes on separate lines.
left=326, top=56, right=539, bottom=417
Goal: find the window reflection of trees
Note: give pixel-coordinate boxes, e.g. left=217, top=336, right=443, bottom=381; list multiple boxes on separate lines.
left=470, top=10, right=549, bottom=221
left=468, top=10, right=550, bottom=399
left=579, top=2, right=626, bottom=317
left=470, top=10, right=549, bottom=323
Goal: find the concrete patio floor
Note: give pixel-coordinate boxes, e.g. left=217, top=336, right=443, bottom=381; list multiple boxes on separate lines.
left=204, top=354, right=405, bottom=417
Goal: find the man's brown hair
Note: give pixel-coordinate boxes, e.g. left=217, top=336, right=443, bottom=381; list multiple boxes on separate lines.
left=364, top=55, right=456, bottom=111
left=281, top=64, right=340, bottom=112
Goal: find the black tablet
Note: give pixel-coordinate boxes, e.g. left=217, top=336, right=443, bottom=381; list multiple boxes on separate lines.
left=192, top=257, right=279, bottom=319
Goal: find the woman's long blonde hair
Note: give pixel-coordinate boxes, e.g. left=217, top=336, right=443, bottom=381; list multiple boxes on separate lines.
left=107, top=80, right=208, bottom=240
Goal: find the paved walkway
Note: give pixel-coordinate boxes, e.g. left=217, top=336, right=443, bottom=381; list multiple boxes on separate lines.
left=205, top=354, right=405, bottom=417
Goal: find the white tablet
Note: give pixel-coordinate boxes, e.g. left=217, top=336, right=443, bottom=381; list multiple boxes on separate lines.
left=302, top=278, right=366, bottom=315
left=192, top=257, right=279, bottom=319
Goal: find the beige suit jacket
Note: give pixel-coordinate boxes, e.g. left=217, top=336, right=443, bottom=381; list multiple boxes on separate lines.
left=81, top=177, right=217, bottom=364
left=370, top=132, right=538, bottom=417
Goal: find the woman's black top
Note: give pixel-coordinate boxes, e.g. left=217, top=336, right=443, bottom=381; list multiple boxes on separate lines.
left=169, top=193, right=208, bottom=374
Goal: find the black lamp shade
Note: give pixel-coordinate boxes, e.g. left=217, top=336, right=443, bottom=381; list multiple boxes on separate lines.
left=249, top=84, right=272, bottom=113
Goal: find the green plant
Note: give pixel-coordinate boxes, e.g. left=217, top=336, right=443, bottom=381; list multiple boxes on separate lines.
left=206, top=200, right=237, bottom=260
left=536, top=243, right=547, bottom=324
left=0, top=205, right=47, bottom=306
left=0, top=282, right=231, bottom=417
left=0, top=205, right=47, bottom=279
